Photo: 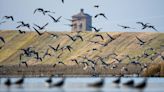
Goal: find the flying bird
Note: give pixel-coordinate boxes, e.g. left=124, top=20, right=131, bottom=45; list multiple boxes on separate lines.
left=48, top=15, right=62, bottom=23
left=34, top=23, right=49, bottom=30
left=93, top=34, right=104, bottom=40
left=95, top=13, right=108, bottom=19
left=94, top=5, right=99, bottom=8
left=3, top=16, right=14, bottom=21
left=135, top=36, right=146, bottom=46
left=65, top=34, right=83, bottom=41
left=49, top=44, right=60, bottom=52
left=17, top=21, right=30, bottom=29
left=0, top=36, right=5, bottom=43
left=33, top=27, right=44, bottom=36
left=18, top=30, right=26, bottom=34
left=89, top=26, right=102, bottom=32
left=117, top=24, right=135, bottom=29
left=34, top=8, right=55, bottom=15
left=43, top=48, right=51, bottom=58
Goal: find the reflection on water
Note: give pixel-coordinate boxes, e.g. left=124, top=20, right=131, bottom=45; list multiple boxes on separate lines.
left=0, top=77, right=164, bottom=92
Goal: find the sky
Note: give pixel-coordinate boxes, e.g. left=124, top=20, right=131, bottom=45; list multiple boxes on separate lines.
left=0, top=0, right=164, bottom=32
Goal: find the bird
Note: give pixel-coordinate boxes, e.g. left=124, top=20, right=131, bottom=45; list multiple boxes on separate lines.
left=48, top=32, right=59, bottom=38
left=65, top=45, right=73, bottom=52
left=93, top=34, right=104, bottom=40
left=51, top=78, right=65, bottom=87
left=33, top=27, right=44, bottom=36
left=34, top=52, right=42, bottom=61
left=94, top=5, right=99, bottom=8
left=48, top=14, right=62, bottom=23
left=65, top=34, right=83, bottom=41
left=49, top=44, right=60, bottom=52
left=88, top=78, right=104, bottom=88
left=106, top=33, right=115, bottom=41
left=123, top=79, right=134, bottom=87
left=18, top=30, right=26, bottom=34
left=4, top=78, right=12, bottom=87
left=136, top=36, right=146, bottom=46
left=14, top=76, right=24, bottom=86
left=147, top=25, right=158, bottom=32
left=45, top=76, right=53, bottom=86
left=71, top=59, right=79, bottom=65
left=34, top=23, right=49, bottom=30
left=17, top=21, right=30, bottom=29
left=136, top=22, right=158, bottom=32
left=42, top=48, right=51, bottom=58
left=117, top=24, right=135, bottom=29
left=134, top=78, right=147, bottom=89
left=3, top=16, right=14, bottom=21
left=89, top=26, right=102, bottom=32
left=0, top=36, right=5, bottom=44
left=61, top=0, right=64, bottom=4
left=34, top=8, right=55, bottom=15
left=113, top=77, right=121, bottom=84
left=95, top=13, right=108, bottom=19
left=19, top=61, right=28, bottom=68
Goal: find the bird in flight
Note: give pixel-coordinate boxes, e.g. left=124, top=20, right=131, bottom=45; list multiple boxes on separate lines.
left=34, top=23, right=49, bottom=30
left=17, top=21, right=30, bottom=29
left=117, top=24, right=135, bottom=29
left=136, top=22, right=158, bottom=32
left=33, top=27, right=44, bottom=36
left=49, top=44, right=60, bottom=52
left=89, top=26, right=102, bottom=32
left=2, top=16, right=14, bottom=21
left=48, top=15, right=62, bottom=23
left=94, top=5, right=99, bottom=8
left=34, top=8, right=55, bottom=15
left=95, top=13, right=108, bottom=19
left=135, top=36, right=146, bottom=46
left=18, top=30, right=26, bottom=34
left=65, top=34, right=83, bottom=41
left=61, top=0, right=64, bottom=4
left=93, top=34, right=104, bottom=40
left=0, top=36, right=5, bottom=44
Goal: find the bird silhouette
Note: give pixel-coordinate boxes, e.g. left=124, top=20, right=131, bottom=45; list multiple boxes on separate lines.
left=117, top=24, right=135, bottom=29
left=19, top=61, right=28, bottom=68
left=123, top=79, right=134, bottom=87
left=33, top=27, right=44, bottom=36
left=34, top=23, right=49, bottom=30
left=18, top=30, right=26, bottom=34
left=94, top=5, right=99, bottom=8
left=147, top=25, right=158, bottom=32
left=135, top=36, right=146, bottom=46
left=33, top=51, right=42, bottom=61
left=134, top=78, right=147, bottom=89
left=61, top=0, right=64, bottom=4
left=4, top=78, right=12, bottom=87
left=66, top=34, right=83, bottom=41
left=89, top=26, right=102, bottom=32
left=136, top=22, right=149, bottom=29
left=106, top=33, right=115, bottom=41
left=14, top=76, right=24, bottom=86
left=43, top=48, right=51, bottom=58
left=45, top=76, right=53, bottom=86
left=17, top=21, right=30, bottom=29
left=3, top=16, right=14, bottom=21
left=65, top=45, right=73, bottom=52
left=88, top=78, right=104, bottom=88
left=48, top=14, right=62, bottom=23
left=34, top=8, right=55, bottom=15
left=71, top=59, right=79, bottom=65
left=49, top=44, right=60, bottom=52
left=95, top=13, right=108, bottom=19
left=93, top=34, right=104, bottom=40
left=113, top=77, right=121, bottom=84
left=0, top=36, right=5, bottom=44
left=51, top=78, right=65, bottom=87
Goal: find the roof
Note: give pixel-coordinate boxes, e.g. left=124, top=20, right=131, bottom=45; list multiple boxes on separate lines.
left=72, top=9, right=92, bottom=18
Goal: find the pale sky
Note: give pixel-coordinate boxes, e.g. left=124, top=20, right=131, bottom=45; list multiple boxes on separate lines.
left=0, top=0, right=164, bottom=32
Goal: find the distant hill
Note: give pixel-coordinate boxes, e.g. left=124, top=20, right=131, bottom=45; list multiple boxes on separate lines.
left=0, top=30, right=163, bottom=65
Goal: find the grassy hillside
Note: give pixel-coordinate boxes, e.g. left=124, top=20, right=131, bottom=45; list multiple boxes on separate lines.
left=0, top=30, right=164, bottom=66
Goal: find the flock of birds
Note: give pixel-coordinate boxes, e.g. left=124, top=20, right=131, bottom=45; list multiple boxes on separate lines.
left=0, top=0, right=163, bottom=77
left=2, top=77, right=148, bottom=90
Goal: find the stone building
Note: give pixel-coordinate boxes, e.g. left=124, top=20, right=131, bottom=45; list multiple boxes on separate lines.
left=72, top=9, right=92, bottom=32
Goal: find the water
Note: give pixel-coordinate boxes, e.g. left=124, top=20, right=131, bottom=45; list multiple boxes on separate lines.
left=0, top=77, right=164, bottom=92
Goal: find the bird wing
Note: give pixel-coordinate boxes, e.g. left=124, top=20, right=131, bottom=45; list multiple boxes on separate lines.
left=33, top=27, right=42, bottom=35
left=48, top=14, right=57, bottom=22
left=66, top=34, right=74, bottom=41
left=76, top=35, right=83, bottom=41
left=0, top=36, right=5, bottom=43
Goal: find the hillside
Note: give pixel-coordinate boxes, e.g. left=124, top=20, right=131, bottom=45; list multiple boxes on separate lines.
left=0, top=30, right=164, bottom=66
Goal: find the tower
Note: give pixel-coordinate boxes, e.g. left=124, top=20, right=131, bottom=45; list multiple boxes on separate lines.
left=72, top=9, right=92, bottom=32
